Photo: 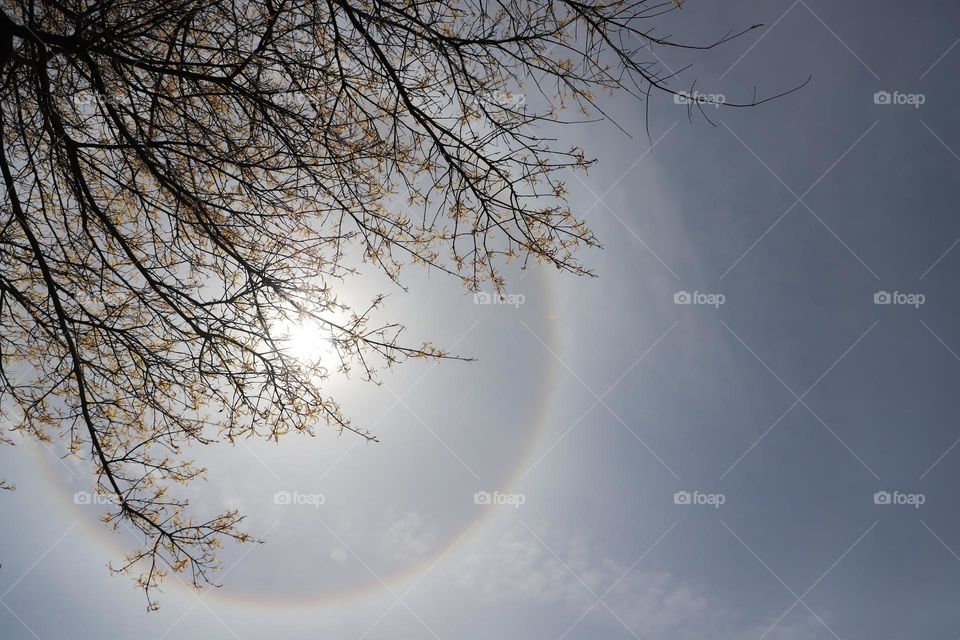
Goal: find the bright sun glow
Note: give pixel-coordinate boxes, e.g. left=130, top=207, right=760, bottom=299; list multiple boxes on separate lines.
left=276, top=319, right=337, bottom=366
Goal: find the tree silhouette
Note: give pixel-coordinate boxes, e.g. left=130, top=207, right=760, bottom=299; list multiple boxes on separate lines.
left=0, top=0, right=800, bottom=608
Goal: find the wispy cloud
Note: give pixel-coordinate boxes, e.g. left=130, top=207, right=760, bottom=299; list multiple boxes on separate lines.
left=451, top=520, right=835, bottom=640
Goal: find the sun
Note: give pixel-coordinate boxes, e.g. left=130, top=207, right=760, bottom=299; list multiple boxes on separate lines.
left=275, top=318, right=337, bottom=366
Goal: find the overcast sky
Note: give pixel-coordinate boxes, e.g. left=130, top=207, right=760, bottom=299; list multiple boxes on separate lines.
left=4, top=1, right=960, bottom=638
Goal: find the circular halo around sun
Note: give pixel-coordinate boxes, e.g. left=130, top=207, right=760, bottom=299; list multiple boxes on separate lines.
left=37, top=267, right=560, bottom=610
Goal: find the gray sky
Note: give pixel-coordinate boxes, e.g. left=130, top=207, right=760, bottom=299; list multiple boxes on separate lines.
left=4, top=1, right=960, bottom=638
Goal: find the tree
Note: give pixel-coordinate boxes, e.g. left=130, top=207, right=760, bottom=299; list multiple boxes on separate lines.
left=0, top=0, right=800, bottom=608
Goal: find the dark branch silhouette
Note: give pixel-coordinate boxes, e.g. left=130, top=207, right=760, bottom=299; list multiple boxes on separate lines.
left=0, top=0, right=801, bottom=608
